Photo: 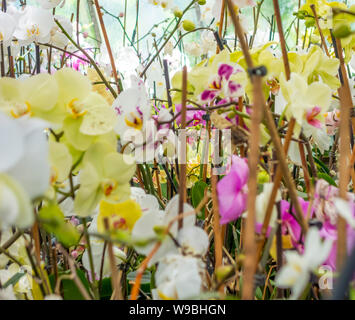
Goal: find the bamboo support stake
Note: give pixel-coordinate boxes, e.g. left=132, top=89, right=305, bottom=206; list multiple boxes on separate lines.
left=310, top=4, right=330, bottom=57
left=334, top=37, right=353, bottom=271
left=272, top=0, right=290, bottom=79
left=227, top=1, right=309, bottom=282
left=216, top=0, right=225, bottom=54
left=257, top=0, right=309, bottom=261
left=226, top=0, right=261, bottom=300
left=212, top=174, right=224, bottom=294
left=178, top=66, right=188, bottom=230
left=93, top=0, right=121, bottom=94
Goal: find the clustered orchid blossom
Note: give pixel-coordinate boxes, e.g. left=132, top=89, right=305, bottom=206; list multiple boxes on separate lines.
left=1, top=0, right=355, bottom=304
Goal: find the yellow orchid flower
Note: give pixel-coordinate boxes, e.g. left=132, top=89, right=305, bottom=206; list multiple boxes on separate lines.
left=97, top=199, right=142, bottom=233
left=74, top=142, right=136, bottom=216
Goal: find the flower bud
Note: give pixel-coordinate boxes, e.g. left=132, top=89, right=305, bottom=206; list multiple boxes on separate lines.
left=305, top=17, right=315, bottom=28
left=198, top=0, right=206, bottom=5
left=182, top=20, right=196, bottom=32
left=215, top=265, right=234, bottom=282
left=174, top=9, right=183, bottom=18
left=333, top=24, right=352, bottom=39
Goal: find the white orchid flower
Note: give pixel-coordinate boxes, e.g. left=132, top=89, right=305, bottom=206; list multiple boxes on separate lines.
left=152, top=254, right=205, bottom=300
left=0, top=11, right=16, bottom=46
left=276, top=227, right=333, bottom=299
left=49, top=15, right=73, bottom=49
left=132, top=194, right=208, bottom=266
left=0, top=112, right=50, bottom=229
left=113, top=78, right=151, bottom=144
left=36, top=0, right=64, bottom=9
left=13, top=6, right=55, bottom=45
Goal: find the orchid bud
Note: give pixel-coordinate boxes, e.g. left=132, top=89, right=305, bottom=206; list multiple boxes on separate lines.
left=182, top=20, right=196, bottom=32
left=174, top=9, right=183, bottom=18
left=215, top=265, right=234, bottom=282
left=333, top=24, right=352, bottom=39
left=198, top=0, right=206, bottom=5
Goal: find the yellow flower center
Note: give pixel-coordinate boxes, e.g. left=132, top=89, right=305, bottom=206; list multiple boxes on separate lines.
left=68, top=98, right=88, bottom=119
left=10, top=101, right=32, bottom=118
left=124, top=112, right=143, bottom=130
left=27, top=25, right=40, bottom=38
left=158, top=290, right=175, bottom=300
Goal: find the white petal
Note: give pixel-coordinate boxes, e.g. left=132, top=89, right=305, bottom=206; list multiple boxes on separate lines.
left=0, top=113, right=24, bottom=172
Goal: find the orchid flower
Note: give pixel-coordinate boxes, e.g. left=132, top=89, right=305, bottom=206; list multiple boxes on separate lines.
left=153, top=253, right=206, bottom=300
left=217, top=155, right=249, bottom=224
left=36, top=0, right=64, bottom=9
left=0, top=74, right=59, bottom=121
left=113, top=77, right=151, bottom=146
left=0, top=11, right=16, bottom=47
left=279, top=72, right=332, bottom=134
left=131, top=194, right=207, bottom=266
left=74, top=141, right=136, bottom=216
left=13, top=6, right=55, bottom=45
left=200, top=63, right=244, bottom=102
left=54, top=68, right=117, bottom=150
left=49, top=15, right=73, bottom=49
left=0, top=112, right=50, bottom=229
left=276, top=227, right=333, bottom=300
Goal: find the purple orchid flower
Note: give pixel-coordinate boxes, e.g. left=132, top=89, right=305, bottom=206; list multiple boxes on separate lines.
left=201, top=63, right=243, bottom=103
left=280, top=197, right=314, bottom=249
left=174, top=104, right=206, bottom=127
left=217, top=155, right=249, bottom=224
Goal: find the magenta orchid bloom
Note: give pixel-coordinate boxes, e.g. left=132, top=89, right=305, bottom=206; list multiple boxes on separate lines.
left=280, top=197, right=314, bottom=249
left=174, top=104, right=206, bottom=127
left=201, top=63, right=243, bottom=102
left=217, top=155, right=249, bottom=224
left=313, top=179, right=355, bottom=271
left=306, top=106, right=322, bottom=128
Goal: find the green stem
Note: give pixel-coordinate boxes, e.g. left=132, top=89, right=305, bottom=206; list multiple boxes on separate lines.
left=140, top=0, right=197, bottom=78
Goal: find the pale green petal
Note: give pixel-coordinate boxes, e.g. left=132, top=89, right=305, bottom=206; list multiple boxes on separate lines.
left=74, top=162, right=102, bottom=216
left=80, top=107, right=116, bottom=136
left=63, top=116, right=95, bottom=152
left=23, top=74, right=59, bottom=112
left=49, top=140, right=73, bottom=182
left=103, top=153, right=135, bottom=183
left=54, top=68, right=91, bottom=104
left=305, top=82, right=332, bottom=112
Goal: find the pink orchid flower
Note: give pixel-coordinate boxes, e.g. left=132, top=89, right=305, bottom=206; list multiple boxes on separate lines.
left=306, top=106, right=322, bottom=128
left=217, top=155, right=249, bottom=224
left=174, top=104, right=206, bottom=127
left=201, top=63, right=242, bottom=102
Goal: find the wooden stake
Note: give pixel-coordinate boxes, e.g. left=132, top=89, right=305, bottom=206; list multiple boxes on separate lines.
left=226, top=0, right=261, bottom=300
left=178, top=66, right=188, bottom=229
left=93, top=0, right=121, bottom=93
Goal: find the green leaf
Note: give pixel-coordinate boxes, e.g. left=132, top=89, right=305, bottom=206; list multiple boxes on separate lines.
left=99, top=277, right=112, bottom=300
left=48, top=269, right=91, bottom=300
left=191, top=180, right=208, bottom=217
left=313, top=156, right=330, bottom=174
left=255, top=287, right=263, bottom=300
left=3, top=271, right=26, bottom=289
left=317, top=173, right=337, bottom=187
